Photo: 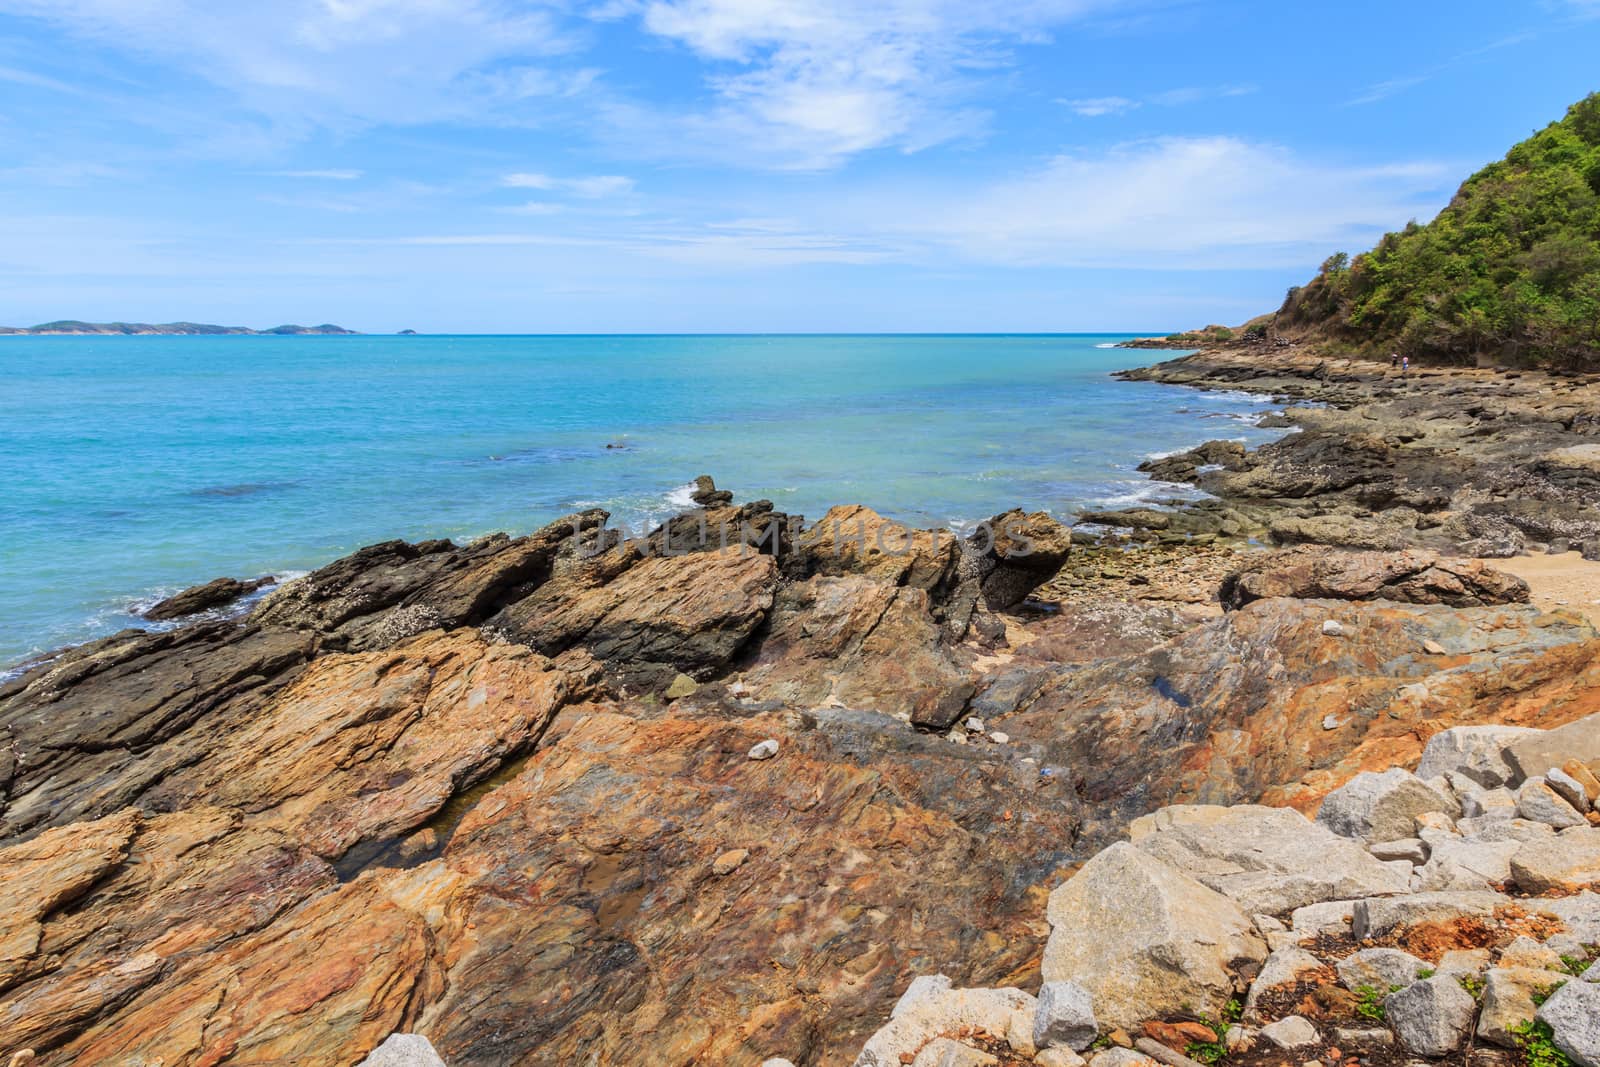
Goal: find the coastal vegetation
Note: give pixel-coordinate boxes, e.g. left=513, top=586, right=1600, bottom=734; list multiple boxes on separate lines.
left=1274, top=93, right=1600, bottom=368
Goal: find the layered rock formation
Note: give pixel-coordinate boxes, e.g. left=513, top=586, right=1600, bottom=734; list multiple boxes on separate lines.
left=4, top=350, right=1600, bottom=1066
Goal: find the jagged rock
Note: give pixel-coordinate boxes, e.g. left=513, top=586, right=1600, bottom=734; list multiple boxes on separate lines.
left=1042, top=843, right=1267, bottom=1029
left=1033, top=981, right=1097, bottom=1051
left=1506, top=714, right=1600, bottom=784
left=739, top=575, right=974, bottom=727
left=854, top=987, right=1035, bottom=1067
left=1336, top=948, right=1429, bottom=992
left=747, top=739, right=779, bottom=760
left=1219, top=549, right=1528, bottom=611
left=1128, top=804, right=1409, bottom=914
left=1509, top=827, right=1600, bottom=892
left=1549, top=768, right=1594, bottom=813
left=143, top=575, right=274, bottom=620
left=1385, top=976, right=1477, bottom=1057
left=1078, top=508, right=1172, bottom=531
left=798, top=504, right=959, bottom=591
left=1416, top=726, right=1544, bottom=789
left=1536, top=980, right=1600, bottom=1067
left=1564, top=760, right=1600, bottom=804
left=1260, top=1016, right=1319, bottom=1050
left=1416, top=836, right=1523, bottom=891
left=689, top=475, right=734, bottom=508
left=1517, top=777, right=1588, bottom=829
left=1461, top=788, right=1519, bottom=821
left=965, top=508, right=1073, bottom=613
left=358, top=1034, right=448, bottom=1066
left=1316, top=768, right=1461, bottom=844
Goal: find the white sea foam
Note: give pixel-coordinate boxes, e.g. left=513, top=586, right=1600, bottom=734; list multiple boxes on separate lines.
left=664, top=483, right=698, bottom=510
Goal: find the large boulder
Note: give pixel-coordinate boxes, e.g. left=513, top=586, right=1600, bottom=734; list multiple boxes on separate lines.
left=1517, top=777, right=1588, bottom=829
left=1220, top=548, right=1529, bottom=611
left=1127, top=804, right=1409, bottom=915
left=1415, top=726, right=1544, bottom=789
left=1507, top=714, right=1600, bottom=783
left=1042, top=843, right=1267, bottom=1029
left=1385, top=976, right=1477, bottom=1057
left=1537, top=980, right=1600, bottom=1067
left=1316, top=768, right=1460, bottom=844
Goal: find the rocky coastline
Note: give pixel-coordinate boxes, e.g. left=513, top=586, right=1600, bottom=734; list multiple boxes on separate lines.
left=3, top=350, right=1600, bottom=1066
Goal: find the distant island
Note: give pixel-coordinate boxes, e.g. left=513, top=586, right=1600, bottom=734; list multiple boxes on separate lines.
left=0, top=320, right=358, bottom=336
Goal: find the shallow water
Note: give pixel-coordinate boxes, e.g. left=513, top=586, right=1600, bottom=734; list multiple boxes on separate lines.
left=0, top=334, right=1281, bottom=666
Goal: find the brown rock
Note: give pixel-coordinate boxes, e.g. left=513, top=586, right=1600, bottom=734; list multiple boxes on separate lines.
left=1220, top=548, right=1529, bottom=611
left=142, top=575, right=273, bottom=620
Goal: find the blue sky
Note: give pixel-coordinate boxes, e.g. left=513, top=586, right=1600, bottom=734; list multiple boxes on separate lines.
left=1, top=0, right=1597, bottom=333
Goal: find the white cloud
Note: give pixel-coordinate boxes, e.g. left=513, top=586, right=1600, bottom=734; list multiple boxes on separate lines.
left=1061, top=96, right=1139, bottom=117
left=0, top=0, right=578, bottom=128
left=502, top=172, right=636, bottom=197
left=623, top=0, right=1130, bottom=167
left=864, top=136, right=1453, bottom=269
left=1061, top=84, right=1256, bottom=117
left=264, top=169, right=364, bottom=180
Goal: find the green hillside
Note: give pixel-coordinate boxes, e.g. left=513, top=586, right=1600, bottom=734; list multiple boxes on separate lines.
left=1275, top=92, right=1600, bottom=369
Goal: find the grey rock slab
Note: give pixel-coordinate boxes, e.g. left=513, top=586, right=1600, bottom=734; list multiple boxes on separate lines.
left=1478, top=967, right=1565, bottom=1049
left=1509, top=828, right=1600, bottom=893
left=1128, top=803, right=1409, bottom=914
left=1317, top=768, right=1461, bottom=844
left=1033, top=981, right=1098, bottom=1052
left=1385, top=976, right=1478, bottom=1057
left=1352, top=891, right=1511, bottom=942
left=1043, top=841, right=1267, bottom=1029
left=1536, top=979, right=1600, bottom=1067
left=358, top=1035, right=448, bottom=1067
left=1549, top=768, right=1594, bottom=813
left=1416, top=836, right=1523, bottom=891
left=1507, top=714, right=1600, bottom=784
left=1517, top=777, right=1588, bottom=829
left=1417, top=726, right=1543, bottom=789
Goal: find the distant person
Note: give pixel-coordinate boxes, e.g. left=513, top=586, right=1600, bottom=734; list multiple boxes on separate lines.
left=1402, top=355, right=1410, bottom=375
left=1390, top=353, right=1399, bottom=369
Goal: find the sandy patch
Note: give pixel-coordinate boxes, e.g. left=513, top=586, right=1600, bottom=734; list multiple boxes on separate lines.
left=1483, top=551, right=1600, bottom=627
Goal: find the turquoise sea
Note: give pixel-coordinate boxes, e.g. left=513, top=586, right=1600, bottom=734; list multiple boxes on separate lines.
left=0, top=334, right=1283, bottom=667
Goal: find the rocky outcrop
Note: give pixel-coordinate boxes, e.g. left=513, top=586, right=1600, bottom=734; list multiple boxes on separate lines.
left=141, top=575, right=275, bottom=620
left=1118, top=350, right=1600, bottom=557
left=6, top=460, right=1600, bottom=1065
left=1219, top=548, right=1529, bottom=611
